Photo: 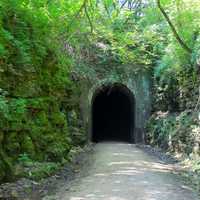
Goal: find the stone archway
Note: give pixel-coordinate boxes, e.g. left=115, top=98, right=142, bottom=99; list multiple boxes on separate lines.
left=91, top=83, right=135, bottom=143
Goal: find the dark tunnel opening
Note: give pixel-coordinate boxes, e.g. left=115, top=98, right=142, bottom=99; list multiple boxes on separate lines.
left=92, top=84, right=135, bottom=143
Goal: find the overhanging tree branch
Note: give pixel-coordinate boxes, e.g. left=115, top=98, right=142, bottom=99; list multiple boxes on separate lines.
left=157, top=0, right=192, bottom=54
left=84, top=3, right=94, bottom=33
left=64, top=0, right=92, bottom=40
left=67, top=0, right=88, bottom=31
left=120, top=0, right=128, bottom=9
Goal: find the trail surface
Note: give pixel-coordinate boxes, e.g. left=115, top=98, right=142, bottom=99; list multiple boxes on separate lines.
left=46, top=142, right=199, bottom=200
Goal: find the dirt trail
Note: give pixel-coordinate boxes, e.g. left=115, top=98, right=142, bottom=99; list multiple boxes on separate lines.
left=44, top=142, right=199, bottom=200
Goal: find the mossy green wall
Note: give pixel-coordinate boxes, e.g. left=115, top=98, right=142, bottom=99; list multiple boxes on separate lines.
left=0, top=66, right=85, bottom=182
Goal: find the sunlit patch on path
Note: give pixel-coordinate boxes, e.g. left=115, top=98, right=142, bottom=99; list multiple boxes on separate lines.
left=44, top=142, right=199, bottom=200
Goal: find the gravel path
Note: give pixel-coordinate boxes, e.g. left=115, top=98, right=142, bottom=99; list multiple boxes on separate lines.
left=44, top=142, right=199, bottom=200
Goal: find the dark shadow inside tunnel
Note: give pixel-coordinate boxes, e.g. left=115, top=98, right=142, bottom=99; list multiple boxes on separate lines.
left=92, top=84, right=135, bottom=143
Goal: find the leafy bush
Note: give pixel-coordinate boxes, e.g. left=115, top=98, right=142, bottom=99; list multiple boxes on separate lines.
left=146, top=111, right=200, bottom=156
left=146, top=110, right=200, bottom=192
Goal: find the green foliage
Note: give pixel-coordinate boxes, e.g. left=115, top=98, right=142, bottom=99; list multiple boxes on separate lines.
left=17, top=153, right=60, bottom=180
left=0, top=0, right=89, bottom=182
left=18, top=153, right=32, bottom=164
left=146, top=111, right=200, bottom=191
left=146, top=0, right=200, bottom=111
left=146, top=111, right=200, bottom=155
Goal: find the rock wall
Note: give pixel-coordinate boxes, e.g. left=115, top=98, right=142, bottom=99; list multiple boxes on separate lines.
left=0, top=65, right=85, bottom=182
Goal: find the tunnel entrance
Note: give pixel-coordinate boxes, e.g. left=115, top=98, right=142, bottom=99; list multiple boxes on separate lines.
left=92, top=84, right=135, bottom=143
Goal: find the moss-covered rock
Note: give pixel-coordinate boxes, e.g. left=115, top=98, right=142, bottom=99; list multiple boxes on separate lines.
left=4, top=132, right=21, bottom=157
left=0, top=153, right=6, bottom=182
left=0, top=150, right=13, bottom=181
left=51, top=112, right=66, bottom=126
left=0, top=131, right=4, bottom=144
left=34, top=111, right=49, bottom=126
left=0, top=0, right=87, bottom=184
left=20, top=134, right=35, bottom=157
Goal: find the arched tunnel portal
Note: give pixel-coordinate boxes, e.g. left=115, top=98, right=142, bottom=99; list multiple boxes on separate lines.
left=91, top=84, right=135, bottom=143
